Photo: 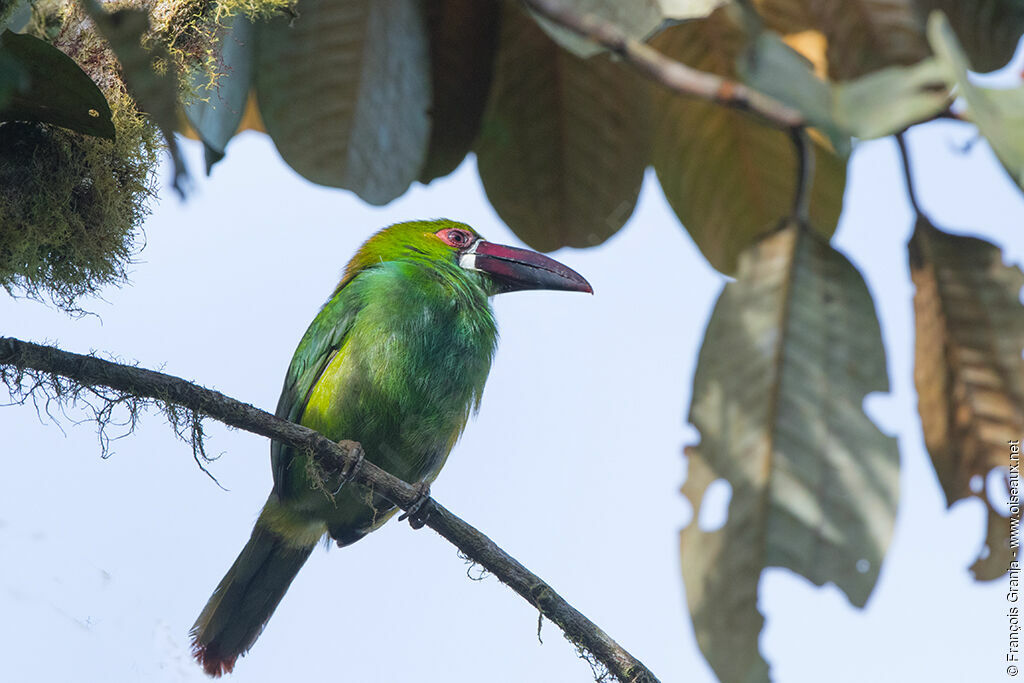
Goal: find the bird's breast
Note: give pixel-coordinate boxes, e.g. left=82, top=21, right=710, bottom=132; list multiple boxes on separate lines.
left=301, top=293, right=495, bottom=485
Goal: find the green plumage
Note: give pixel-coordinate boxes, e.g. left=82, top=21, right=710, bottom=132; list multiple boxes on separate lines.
left=271, top=230, right=498, bottom=540
left=192, top=221, right=497, bottom=675
left=190, top=219, right=590, bottom=677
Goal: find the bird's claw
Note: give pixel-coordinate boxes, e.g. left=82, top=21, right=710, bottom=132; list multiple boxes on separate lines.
left=331, top=440, right=365, bottom=496
left=398, top=482, right=432, bottom=530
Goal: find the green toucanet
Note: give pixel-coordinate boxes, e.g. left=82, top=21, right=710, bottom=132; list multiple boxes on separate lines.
left=190, top=219, right=591, bottom=676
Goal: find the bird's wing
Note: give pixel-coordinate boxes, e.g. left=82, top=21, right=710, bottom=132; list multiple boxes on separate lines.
left=271, top=288, right=361, bottom=495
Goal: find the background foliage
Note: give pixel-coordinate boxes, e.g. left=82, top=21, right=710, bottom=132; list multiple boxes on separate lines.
left=2, top=0, right=1023, bottom=681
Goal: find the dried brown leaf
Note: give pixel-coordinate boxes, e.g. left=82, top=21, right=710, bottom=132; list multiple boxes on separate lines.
left=910, top=216, right=1024, bottom=580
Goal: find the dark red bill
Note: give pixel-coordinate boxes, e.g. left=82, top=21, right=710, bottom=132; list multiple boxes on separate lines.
left=460, top=240, right=593, bottom=294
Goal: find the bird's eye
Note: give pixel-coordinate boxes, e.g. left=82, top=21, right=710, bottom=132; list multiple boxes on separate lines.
left=438, top=228, right=472, bottom=248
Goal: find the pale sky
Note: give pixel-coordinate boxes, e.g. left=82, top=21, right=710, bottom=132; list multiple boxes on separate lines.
left=1, top=114, right=1021, bottom=681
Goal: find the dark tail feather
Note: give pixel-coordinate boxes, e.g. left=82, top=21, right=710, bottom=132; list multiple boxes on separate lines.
left=190, top=521, right=315, bottom=677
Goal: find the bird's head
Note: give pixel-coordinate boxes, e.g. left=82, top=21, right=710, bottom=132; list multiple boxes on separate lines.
left=339, top=220, right=592, bottom=296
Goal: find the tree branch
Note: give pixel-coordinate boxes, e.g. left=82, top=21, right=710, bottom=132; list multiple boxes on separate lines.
left=0, top=336, right=659, bottom=683
left=522, top=0, right=805, bottom=130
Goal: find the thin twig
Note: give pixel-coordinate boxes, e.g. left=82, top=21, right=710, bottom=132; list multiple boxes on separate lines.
left=897, top=132, right=932, bottom=269
left=522, top=0, right=805, bottom=130
left=896, top=132, right=925, bottom=220
left=0, top=336, right=659, bottom=683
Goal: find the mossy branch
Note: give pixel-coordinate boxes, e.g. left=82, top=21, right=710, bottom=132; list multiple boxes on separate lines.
left=0, top=336, right=659, bottom=683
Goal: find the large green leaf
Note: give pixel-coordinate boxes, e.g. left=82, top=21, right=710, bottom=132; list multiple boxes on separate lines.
left=527, top=0, right=726, bottom=58
left=910, top=216, right=1024, bottom=580
left=255, top=0, right=431, bottom=205
left=756, top=0, right=930, bottom=79
left=0, top=30, right=27, bottom=112
left=650, top=10, right=846, bottom=274
left=0, top=30, right=114, bottom=138
left=184, top=13, right=255, bottom=172
left=0, top=3, right=26, bottom=110
left=913, top=0, right=1024, bottom=72
left=737, top=5, right=950, bottom=140
left=738, top=7, right=948, bottom=143
left=475, top=3, right=649, bottom=251
left=684, top=224, right=899, bottom=683
left=419, top=0, right=500, bottom=183
left=832, top=57, right=951, bottom=138
left=659, top=0, right=726, bottom=17
left=736, top=28, right=848, bottom=155
left=928, top=11, right=1024, bottom=189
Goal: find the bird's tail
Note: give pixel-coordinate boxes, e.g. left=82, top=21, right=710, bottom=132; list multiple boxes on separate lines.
left=190, top=501, right=322, bottom=677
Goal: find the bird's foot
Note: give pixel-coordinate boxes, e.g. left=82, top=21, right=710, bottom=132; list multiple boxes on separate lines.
left=331, top=440, right=365, bottom=496
left=398, top=482, right=432, bottom=530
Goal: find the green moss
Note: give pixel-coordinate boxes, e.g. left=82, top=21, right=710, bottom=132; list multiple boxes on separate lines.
left=213, top=0, right=296, bottom=21
left=0, top=0, right=291, bottom=310
left=150, top=0, right=296, bottom=104
left=0, top=92, right=160, bottom=309
left=0, top=0, right=160, bottom=311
